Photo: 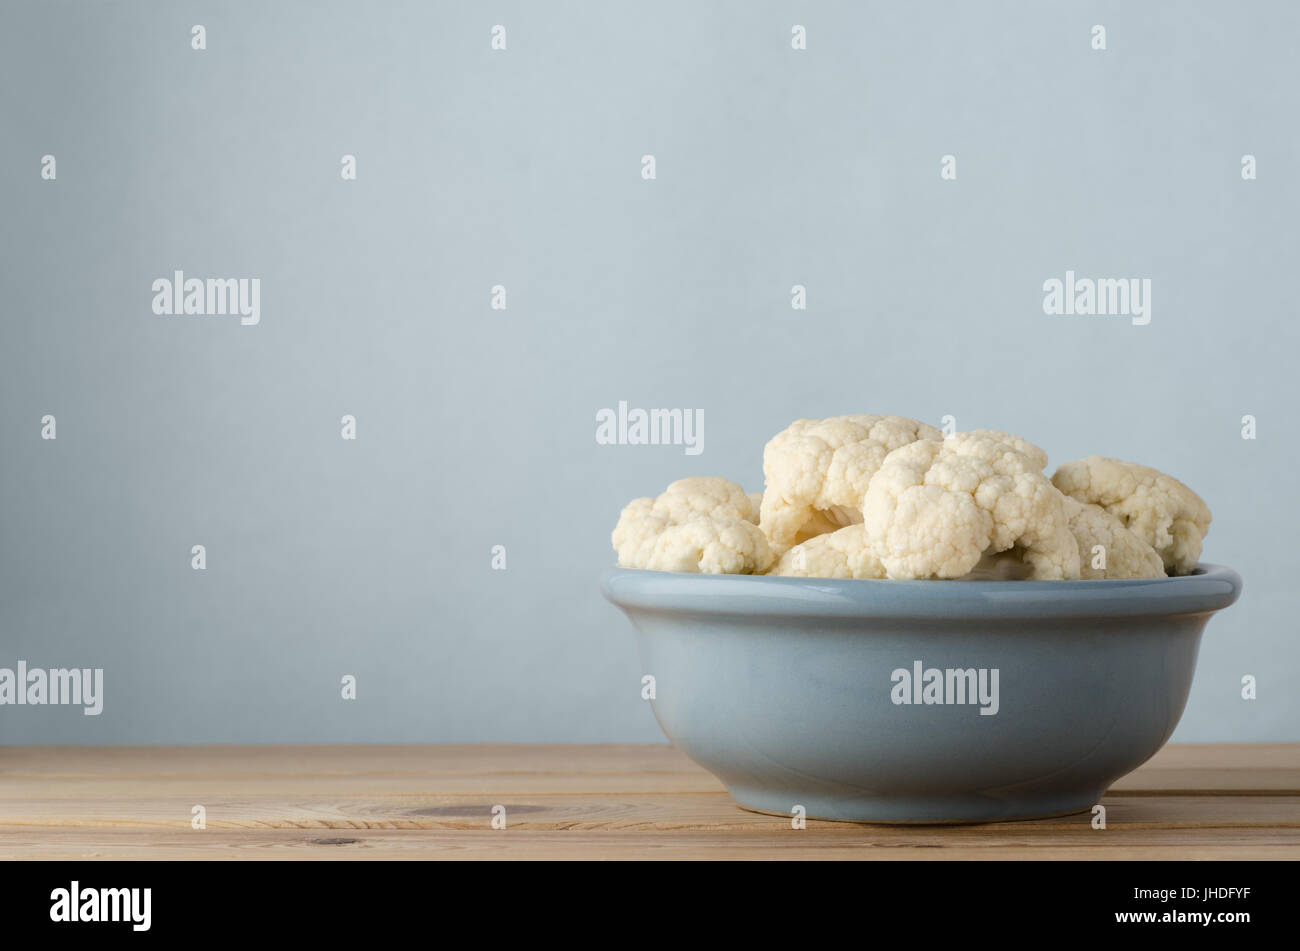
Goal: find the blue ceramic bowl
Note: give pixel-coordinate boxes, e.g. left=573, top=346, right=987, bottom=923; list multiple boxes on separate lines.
left=601, top=564, right=1242, bottom=823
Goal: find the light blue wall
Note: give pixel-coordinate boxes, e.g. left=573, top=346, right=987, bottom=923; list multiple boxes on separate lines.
left=1, top=1, right=1295, bottom=742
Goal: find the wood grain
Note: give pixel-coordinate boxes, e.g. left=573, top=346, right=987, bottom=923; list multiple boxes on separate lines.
left=1, top=743, right=1295, bottom=860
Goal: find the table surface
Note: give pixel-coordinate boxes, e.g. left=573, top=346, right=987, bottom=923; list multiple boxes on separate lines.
left=1, top=743, right=1296, bottom=860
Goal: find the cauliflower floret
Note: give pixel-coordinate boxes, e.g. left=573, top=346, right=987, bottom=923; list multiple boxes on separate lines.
left=646, top=476, right=756, bottom=524
left=767, top=524, right=888, bottom=579
left=863, top=431, right=1080, bottom=580
left=1063, top=496, right=1166, bottom=580
left=769, top=524, right=1037, bottom=582
left=1051, top=456, right=1211, bottom=575
left=958, top=429, right=1049, bottom=471
left=612, top=477, right=772, bottom=574
left=758, top=415, right=942, bottom=556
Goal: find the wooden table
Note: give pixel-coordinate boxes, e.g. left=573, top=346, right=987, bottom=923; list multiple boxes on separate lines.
left=0, top=743, right=1296, bottom=859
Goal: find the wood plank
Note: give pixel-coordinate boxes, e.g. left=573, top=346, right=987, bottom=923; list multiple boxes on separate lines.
left=1109, top=743, right=1300, bottom=794
left=0, top=793, right=1296, bottom=830
left=4, top=743, right=1296, bottom=793
left=2, top=827, right=1295, bottom=861
left=0, top=744, right=725, bottom=795
left=0, top=744, right=1295, bottom=860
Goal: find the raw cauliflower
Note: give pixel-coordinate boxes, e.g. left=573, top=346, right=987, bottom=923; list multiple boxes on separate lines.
left=958, top=428, right=1049, bottom=471
left=1051, top=456, right=1211, bottom=575
left=768, top=522, right=1036, bottom=581
left=1064, top=497, right=1166, bottom=580
left=863, top=430, right=1081, bottom=580
left=758, top=415, right=942, bottom=556
left=768, top=524, right=888, bottom=579
left=612, top=476, right=772, bottom=574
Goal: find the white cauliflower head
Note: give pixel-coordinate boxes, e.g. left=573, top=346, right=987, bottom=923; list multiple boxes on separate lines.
left=863, top=430, right=1081, bottom=580
left=758, top=414, right=942, bottom=555
left=767, top=524, right=888, bottom=580
left=612, top=476, right=772, bottom=574
left=1063, top=496, right=1166, bottom=580
left=1051, top=456, right=1211, bottom=575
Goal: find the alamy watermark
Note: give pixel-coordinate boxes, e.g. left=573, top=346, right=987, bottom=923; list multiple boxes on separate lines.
left=1043, top=270, right=1150, bottom=326
left=152, top=270, right=260, bottom=325
left=595, top=401, right=703, bottom=455
left=50, top=882, right=150, bottom=931
left=0, top=661, right=103, bottom=715
left=890, top=660, right=999, bottom=715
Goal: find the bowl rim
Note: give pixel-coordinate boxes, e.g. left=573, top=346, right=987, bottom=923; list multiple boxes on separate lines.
left=601, top=563, right=1243, bottom=621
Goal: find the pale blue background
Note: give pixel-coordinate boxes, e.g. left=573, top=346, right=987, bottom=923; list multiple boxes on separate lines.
left=1, top=1, right=1296, bottom=743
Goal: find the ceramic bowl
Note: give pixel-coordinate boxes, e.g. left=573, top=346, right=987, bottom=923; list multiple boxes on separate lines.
left=601, top=564, right=1242, bottom=823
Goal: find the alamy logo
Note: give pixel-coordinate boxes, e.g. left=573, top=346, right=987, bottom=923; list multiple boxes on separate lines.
left=152, top=270, right=260, bottom=325
left=0, top=661, right=103, bottom=715
left=1042, top=270, right=1150, bottom=326
left=595, top=401, right=703, bottom=455
left=890, top=660, right=999, bottom=715
left=50, top=882, right=150, bottom=931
